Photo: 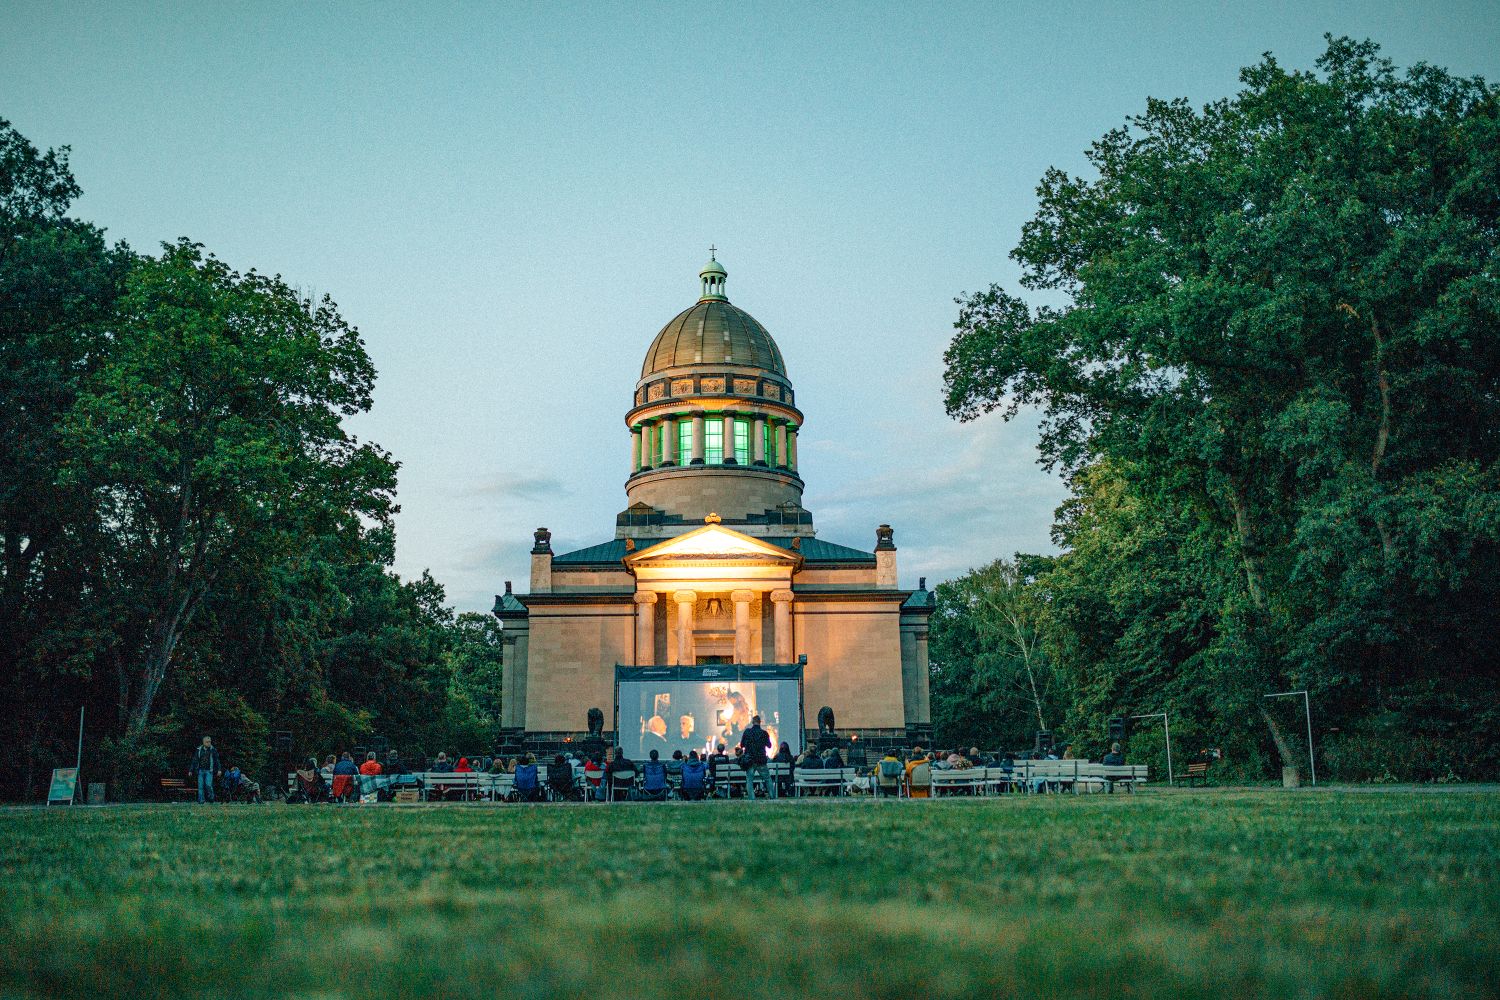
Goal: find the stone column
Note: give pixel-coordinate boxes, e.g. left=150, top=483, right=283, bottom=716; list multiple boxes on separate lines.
left=875, top=524, right=897, bottom=587
left=774, top=422, right=788, bottom=469
left=634, top=591, right=658, bottom=664
left=770, top=589, right=794, bottom=663
left=787, top=426, right=798, bottom=471
left=663, top=416, right=678, bottom=466
left=674, top=590, right=697, bottom=665
left=630, top=426, right=642, bottom=473
left=722, top=413, right=737, bottom=464
left=732, top=589, right=755, bottom=664
left=690, top=413, right=705, bottom=465
left=752, top=416, right=767, bottom=466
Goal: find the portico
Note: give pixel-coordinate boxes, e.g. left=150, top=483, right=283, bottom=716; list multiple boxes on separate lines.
left=625, top=522, right=801, bottom=666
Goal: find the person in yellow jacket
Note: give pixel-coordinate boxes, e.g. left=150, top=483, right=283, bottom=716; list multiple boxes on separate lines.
left=905, top=747, right=932, bottom=799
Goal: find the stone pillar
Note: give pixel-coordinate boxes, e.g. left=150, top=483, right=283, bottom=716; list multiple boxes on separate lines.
left=634, top=591, right=658, bottom=664
left=787, top=427, right=798, bottom=471
left=732, top=589, right=755, bottom=664
left=722, top=413, right=737, bottom=464
left=770, top=589, right=794, bottom=663
left=530, top=527, right=553, bottom=593
left=774, top=422, right=788, bottom=469
left=915, top=628, right=931, bottom=725
left=630, top=427, right=642, bottom=473
left=674, top=590, right=697, bottom=665
left=663, top=416, right=678, bottom=466
left=690, top=413, right=705, bottom=465
left=875, top=524, right=897, bottom=587
left=752, top=416, right=767, bottom=466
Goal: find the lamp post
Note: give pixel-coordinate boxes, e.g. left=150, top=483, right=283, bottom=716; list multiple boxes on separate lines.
left=1263, top=689, right=1316, bottom=786
left=1129, top=712, right=1173, bottom=786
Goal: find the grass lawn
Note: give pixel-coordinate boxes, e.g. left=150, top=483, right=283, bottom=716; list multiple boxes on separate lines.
left=0, top=788, right=1495, bottom=999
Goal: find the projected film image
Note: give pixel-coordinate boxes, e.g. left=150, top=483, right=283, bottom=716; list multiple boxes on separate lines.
left=619, top=677, right=801, bottom=760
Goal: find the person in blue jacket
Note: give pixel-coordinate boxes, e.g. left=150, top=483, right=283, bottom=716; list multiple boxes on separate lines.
left=679, top=750, right=708, bottom=801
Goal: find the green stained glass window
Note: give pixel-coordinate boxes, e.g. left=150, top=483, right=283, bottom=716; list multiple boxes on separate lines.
left=678, top=420, right=692, bottom=461
left=763, top=423, right=775, bottom=465
left=653, top=424, right=664, bottom=466
left=706, top=418, right=723, bottom=464
left=734, top=419, right=750, bottom=464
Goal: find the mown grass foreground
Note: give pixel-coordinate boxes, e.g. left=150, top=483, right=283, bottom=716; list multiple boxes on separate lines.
left=0, top=789, right=1495, bottom=999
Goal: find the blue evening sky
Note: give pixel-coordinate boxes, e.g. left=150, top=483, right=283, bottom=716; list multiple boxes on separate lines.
left=4, top=3, right=1496, bottom=611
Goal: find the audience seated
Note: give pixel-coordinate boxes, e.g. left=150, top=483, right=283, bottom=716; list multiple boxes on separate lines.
left=292, top=758, right=327, bottom=803
left=875, top=750, right=904, bottom=797
left=904, top=747, right=931, bottom=799
left=222, top=765, right=261, bottom=803
left=639, top=750, right=668, bottom=800
left=512, top=753, right=543, bottom=802
left=331, top=752, right=359, bottom=801
left=547, top=754, right=578, bottom=800
left=430, top=752, right=454, bottom=773
left=607, top=748, right=636, bottom=801
left=679, top=751, right=707, bottom=800
left=359, top=752, right=383, bottom=777
left=773, top=742, right=795, bottom=796
left=584, top=753, right=604, bottom=799
left=1102, top=742, right=1125, bottom=766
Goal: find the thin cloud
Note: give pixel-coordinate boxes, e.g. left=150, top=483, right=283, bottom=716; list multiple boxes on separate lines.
left=466, top=475, right=571, bottom=502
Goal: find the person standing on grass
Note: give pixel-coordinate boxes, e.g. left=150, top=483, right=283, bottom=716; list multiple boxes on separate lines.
left=739, top=714, right=773, bottom=800
left=189, top=736, right=221, bottom=804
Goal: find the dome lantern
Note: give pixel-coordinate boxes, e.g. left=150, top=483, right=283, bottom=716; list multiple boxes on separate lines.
left=699, top=247, right=727, bottom=302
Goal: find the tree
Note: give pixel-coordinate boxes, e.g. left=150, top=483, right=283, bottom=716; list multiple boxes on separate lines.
left=928, top=557, right=1066, bottom=750
left=61, top=240, right=398, bottom=751
left=943, top=38, right=1500, bottom=775
left=0, top=119, right=131, bottom=797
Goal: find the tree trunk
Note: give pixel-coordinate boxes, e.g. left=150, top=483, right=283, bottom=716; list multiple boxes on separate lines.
left=1259, top=704, right=1295, bottom=769
left=1226, top=475, right=1268, bottom=610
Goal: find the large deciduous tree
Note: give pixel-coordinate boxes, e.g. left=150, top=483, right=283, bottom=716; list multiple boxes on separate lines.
left=944, top=38, right=1500, bottom=774
left=61, top=239, right=398, bottom=746
left=928, top=557, right=1065, bottom=750
left=0, top=119, right=131, bottom=795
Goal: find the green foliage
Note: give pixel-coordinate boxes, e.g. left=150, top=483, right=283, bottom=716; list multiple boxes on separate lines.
left=942, top=38, right=1500, bottom=779
left=929, top=556, right=1067, bottom=750
left=0, top=119, right=505, bottom=798
left=1, top=793, right=1496, bottom=999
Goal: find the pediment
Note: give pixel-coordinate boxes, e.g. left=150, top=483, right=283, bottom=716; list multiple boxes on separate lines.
left=625, top=524, right=801, bottom=567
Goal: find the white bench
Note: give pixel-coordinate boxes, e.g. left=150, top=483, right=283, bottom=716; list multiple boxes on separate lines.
left=794, top=767, right=857, bottom=796
left=929, top=768, right=987, bottom=795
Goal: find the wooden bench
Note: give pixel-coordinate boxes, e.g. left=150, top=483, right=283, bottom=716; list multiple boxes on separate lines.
left=159, top=776, right=198, bottom=801
left=1185, top=760, right=1212, bottom=786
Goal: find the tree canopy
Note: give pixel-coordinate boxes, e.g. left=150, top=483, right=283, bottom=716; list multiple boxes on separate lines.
left=0, top=119, right=501, bottom=798
left=939, top=39, right=1500, bottom=779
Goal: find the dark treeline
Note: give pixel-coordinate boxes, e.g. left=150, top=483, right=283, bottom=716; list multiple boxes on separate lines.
left=0, top=120, right=501, bottom=800
left=931, top=39, right=1500, bottom=782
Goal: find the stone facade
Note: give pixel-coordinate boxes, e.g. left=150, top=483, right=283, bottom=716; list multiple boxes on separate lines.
left=494, top=254, right=934, bottom=751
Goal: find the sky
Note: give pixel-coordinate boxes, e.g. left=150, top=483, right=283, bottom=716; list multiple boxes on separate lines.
left=4, top=2, right=1497, bottom=612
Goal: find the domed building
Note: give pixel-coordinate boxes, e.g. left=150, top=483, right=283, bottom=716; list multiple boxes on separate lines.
left=494, top=254, right=933, bottom=757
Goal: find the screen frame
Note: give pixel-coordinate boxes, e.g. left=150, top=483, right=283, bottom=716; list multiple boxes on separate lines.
left=613, top=662, right=805, bottom=754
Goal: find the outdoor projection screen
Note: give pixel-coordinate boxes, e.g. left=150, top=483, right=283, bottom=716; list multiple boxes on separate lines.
left=616, top=664, right=803, bottom=761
